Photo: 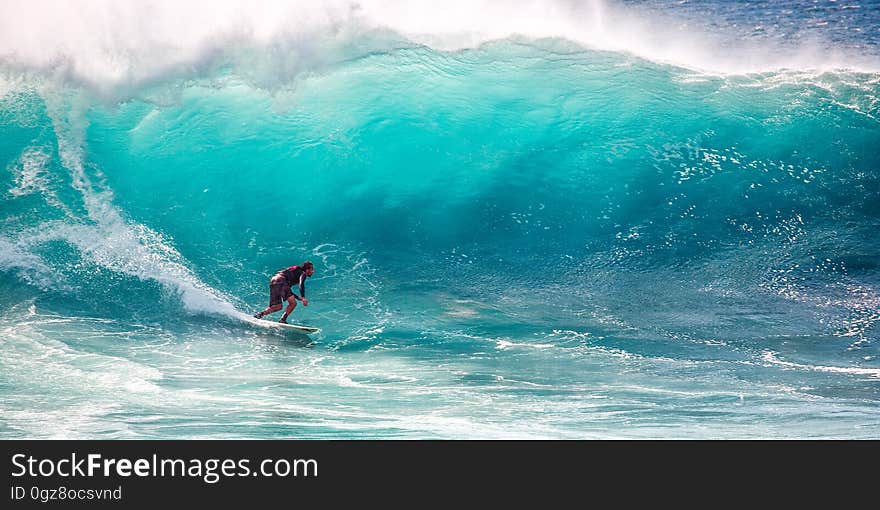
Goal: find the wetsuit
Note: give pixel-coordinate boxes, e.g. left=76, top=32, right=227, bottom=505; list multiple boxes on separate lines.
left=268, top=265, right=308, bottom=306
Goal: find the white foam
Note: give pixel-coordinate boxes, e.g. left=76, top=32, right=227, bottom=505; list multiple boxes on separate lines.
left=0, top=236, right=54, bottom=289
left=0, top=73, right=13, bottom=98
left=6, top=91, right=243, bottom=318
left=5, top=145, right=78, bottom=218
left=17, top=214, right=240, bottom=317
left=0, top=0, right=876, bottom=93
left=0, top=322, right=164, bottom=397
left=762, top=350, right=880, bottom=378
left=7, top=147, right=50, bottom=197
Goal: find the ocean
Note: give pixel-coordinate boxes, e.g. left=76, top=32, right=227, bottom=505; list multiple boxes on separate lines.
left=1, top=0, right=878, bottom=439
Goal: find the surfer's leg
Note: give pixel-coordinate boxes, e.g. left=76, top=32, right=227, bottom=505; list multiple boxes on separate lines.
left=255, top=304, right=282, bottom=318
left=279, top=296, right=297, bottom=323
left=256, top=281, right=287, bottom=318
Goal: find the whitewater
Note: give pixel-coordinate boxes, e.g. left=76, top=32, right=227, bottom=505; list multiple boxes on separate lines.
left=1, top=0, right=879, bottom=439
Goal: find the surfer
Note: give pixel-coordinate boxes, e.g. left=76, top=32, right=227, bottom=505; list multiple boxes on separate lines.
left=253, top=261, right=314, bottom=323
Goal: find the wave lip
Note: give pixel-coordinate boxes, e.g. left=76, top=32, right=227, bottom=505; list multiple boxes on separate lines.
left=2, top=0, right=878, bottom=95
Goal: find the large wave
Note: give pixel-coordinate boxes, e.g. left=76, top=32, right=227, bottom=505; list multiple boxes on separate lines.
left=2, top=1, right=879, bottom=440
left=1, top=1, right=878, bottom=346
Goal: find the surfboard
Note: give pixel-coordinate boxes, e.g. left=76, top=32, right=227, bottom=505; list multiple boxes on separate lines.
left=266, top=320, right=320, bottom=334
left=238, top=313, right=320, bottom=334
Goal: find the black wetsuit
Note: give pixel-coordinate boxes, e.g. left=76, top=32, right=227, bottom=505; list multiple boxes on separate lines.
left=258, top=265, right=312, bottom=316
left=275, top=265, right=308, bottom=302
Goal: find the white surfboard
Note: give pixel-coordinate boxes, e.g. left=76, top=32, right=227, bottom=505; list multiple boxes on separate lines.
left=237, top=312, right=320, bottom=334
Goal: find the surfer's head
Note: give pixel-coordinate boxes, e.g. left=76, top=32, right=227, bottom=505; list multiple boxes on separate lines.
left=302, top=261, right=315, bottom=276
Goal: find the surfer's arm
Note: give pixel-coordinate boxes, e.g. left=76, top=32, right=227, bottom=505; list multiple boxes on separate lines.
left=298, top=274, right=308, bottom=305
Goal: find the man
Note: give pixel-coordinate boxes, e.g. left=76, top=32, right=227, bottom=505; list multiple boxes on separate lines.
left=254, top=261, right=314, bottom=323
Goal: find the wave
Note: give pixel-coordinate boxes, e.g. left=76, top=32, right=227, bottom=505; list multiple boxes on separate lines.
left=3, top=1, right=879, bottom=441
left=2, top=0, right=879, bottom=98
left=1, top=27, right=878, bottom=352
left=762, top=350, right=880, bottom=378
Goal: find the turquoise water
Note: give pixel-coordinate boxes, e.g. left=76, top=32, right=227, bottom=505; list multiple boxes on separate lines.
left=2, top=1, right=879, bottom=438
